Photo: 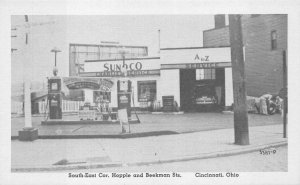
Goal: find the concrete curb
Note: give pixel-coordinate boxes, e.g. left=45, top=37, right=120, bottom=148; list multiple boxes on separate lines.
left=11, top=141, right=287, bottom=172
left=11, top=130, right=179, bottom=140
left=41, top=119, right=140, bottom=125
left=152, top=111, right=184, bottom=115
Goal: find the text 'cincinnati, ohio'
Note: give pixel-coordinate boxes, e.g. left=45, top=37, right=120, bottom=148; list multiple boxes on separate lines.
left=195, top=172, right=239, bottom=178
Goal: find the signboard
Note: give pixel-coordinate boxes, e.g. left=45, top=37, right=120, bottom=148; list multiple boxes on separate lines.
left=161, top=62, right=232, bottom=70
left=82, top=47, right=231, bottom=75
left=62, top=77, right=113, bottom=91
left=119, top=95, right=129, bottom=104
left=118, top=109, right=128, bottom=123
left=160, top=47, right=231, bottom=65
left=80, top=70, right=160, bottom=77
left=84, top=58, right=161, bottom=73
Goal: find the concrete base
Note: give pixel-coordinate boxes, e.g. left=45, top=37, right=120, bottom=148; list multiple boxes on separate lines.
left=18, top=127, right=38, bottom=141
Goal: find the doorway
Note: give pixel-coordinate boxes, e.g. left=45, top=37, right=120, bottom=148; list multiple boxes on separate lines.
left=180, top=68, right=225, bottom=112
left=180, top=69, right=196, bottom=111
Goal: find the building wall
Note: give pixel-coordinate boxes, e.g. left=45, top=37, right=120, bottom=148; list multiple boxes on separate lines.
left=242, top=15, right=287, bottom=96
left=157, top=69, right=181, bottom=107
left=203, top=14, right=288, bottom=97
left=203, top=27, right=230, bottom=47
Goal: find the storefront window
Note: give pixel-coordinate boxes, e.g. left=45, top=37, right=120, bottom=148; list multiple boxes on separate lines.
left=93, top=91, right=111, bottom=103
left=138, top=81, right=156, bottom=102
left=196, top=69, right=216, bottom=80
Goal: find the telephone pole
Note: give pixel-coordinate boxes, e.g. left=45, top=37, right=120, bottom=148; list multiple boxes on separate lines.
left=229, top=14, right=250, bottom=145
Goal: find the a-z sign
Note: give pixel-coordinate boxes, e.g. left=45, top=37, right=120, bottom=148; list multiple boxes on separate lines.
left=194, top=55, right=209, bottom=62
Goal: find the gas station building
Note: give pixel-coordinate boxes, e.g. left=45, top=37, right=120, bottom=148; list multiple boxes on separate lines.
left=78, top=46, right=233, bottom=112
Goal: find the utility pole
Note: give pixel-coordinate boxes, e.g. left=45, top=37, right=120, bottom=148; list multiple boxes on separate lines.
left=158, top=29, right=161, bottom=54
left=282, top=50, right=287, bottom=138
left=229, top=14, right=250, bottom=145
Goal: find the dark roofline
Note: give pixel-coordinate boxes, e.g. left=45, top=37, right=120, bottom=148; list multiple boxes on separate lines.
left=85, top=57, right=160, bottom=63
left=160, top=46, right=230, bottom=51
left=69, top=43, right=148, bottom=49
left=203, top=25, right=229, bottom=33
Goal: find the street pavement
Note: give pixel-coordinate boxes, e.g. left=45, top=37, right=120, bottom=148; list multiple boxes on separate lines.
left=88, top=146, right=288, bottom=172
left=11, top=124, right=287, bottom=172
left=11, top=112, right=283, bottom=137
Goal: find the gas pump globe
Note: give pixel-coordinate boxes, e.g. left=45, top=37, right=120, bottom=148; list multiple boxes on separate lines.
left=53, top=66, right=58, bottom=76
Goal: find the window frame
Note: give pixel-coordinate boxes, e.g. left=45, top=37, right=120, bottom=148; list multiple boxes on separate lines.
left=137, top=80, right=157, bottom=102
left=271, top=30, right=277, bottom=50
left=196, top=68, right=216, bottom=81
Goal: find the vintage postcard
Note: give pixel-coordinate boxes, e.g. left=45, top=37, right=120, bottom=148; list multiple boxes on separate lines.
left=1, top=0, right=300, bottom=185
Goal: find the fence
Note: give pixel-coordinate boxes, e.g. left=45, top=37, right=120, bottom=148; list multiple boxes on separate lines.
left=39, top=100, right=84, bottom=114
left=11, top=101, right=23, bottom=114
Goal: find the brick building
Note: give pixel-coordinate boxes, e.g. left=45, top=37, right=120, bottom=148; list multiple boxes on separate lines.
left=203, top=14, right=287, bottom=97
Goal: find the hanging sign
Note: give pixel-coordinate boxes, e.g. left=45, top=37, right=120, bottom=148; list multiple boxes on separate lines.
left=63, top=77, right=113, bottom=91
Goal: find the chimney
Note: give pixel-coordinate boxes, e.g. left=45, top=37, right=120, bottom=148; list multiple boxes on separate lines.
left=214, top=14, right=226, bottom=29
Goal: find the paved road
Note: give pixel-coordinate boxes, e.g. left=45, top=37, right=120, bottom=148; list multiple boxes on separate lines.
left=98, top=146, right=288, bottom=172
left=12, top=125, right=287, bottom=171
left=11, top=113, right=283, bottom=136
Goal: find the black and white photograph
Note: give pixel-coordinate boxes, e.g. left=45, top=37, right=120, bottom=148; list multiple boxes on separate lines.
left=1, top=0, right=300, bottom=185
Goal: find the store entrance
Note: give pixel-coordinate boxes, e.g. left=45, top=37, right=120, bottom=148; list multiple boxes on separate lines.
left=180, top=68, right=225, bottom=112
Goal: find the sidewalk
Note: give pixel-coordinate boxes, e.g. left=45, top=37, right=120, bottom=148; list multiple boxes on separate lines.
left=11, top=124, right=287, bottom=172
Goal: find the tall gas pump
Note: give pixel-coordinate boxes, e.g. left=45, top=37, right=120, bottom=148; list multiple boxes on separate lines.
left=117, top=79, right=132, bottom=119
left=48, top=76, right=62, bottom=119
left=48, top=47, right=62, bottom=120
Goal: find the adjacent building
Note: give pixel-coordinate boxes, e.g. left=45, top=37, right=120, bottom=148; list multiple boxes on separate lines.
left=203, top=14, right=288, bottom=97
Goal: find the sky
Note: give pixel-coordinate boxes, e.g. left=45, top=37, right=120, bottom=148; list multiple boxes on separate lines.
left=11, top=15, right=215, bottom=92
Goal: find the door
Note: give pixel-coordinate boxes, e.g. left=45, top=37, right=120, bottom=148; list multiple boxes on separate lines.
left=180, top=69, right=196, bottom=111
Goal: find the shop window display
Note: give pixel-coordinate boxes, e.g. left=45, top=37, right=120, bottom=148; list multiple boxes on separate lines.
left=138, top=81, right=156, bottom=102
left=93, top=91, right=111, bottom=103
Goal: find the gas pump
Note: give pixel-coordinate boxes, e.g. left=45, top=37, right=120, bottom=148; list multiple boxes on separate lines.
left=48, top=77, right=62, bottom=119
left=117, top=80, right=132, bottom=119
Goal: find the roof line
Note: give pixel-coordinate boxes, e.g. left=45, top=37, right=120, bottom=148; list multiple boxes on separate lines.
left=160, top=46, right=230, bottom=50
left=69, top=43, right=148, bottom=48
left=85, top=57, right=160, bottom=63
left=203, top=25, right=229, bottom=32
